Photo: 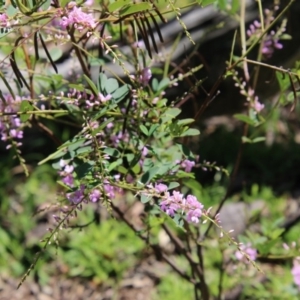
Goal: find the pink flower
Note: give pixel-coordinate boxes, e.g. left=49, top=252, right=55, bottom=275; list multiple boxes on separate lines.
left=160, top=191, right=204, bottom=224
left=89, top=189, right=101, bottom=202
left=235, top=243, right=257, bottom=262
left=60, top=2, right=97, bottom=31
left=0, top=13, right=9, bottom=27
left=181, top=159, right=195, bottom=172
left=253, top=97, right=264, bottom=112
left=0, top=94, right=23, bottom=145
left=67, top=184, right=85, bottom=204
left=98, top=93, right=112, bottom=103
left=185, top=195, right=204, bottom=223
left=62, top=174, right=74, bottom=187
left=154, top=183, right=168, bottom=193
left=292, top=259, right=300, bottom=288
left=139, top=68, right=152, bottom=86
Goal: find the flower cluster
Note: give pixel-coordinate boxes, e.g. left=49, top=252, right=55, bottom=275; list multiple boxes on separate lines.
left=0, top=94, right=23, bottom=148
left=59, top=159, right=124, bottom=205
left=233, top=75, right=264, bottom=113
left=0, top=13, right=9, bottom=27
left=246, top=9, right=285, bottom=59
left=177, top=159, right=195, bottom=172
left=145, top=184, right=204, bottom=224
left=235, top=243, right=257, bottom=263
left=60, top=1, right=97, bottom=32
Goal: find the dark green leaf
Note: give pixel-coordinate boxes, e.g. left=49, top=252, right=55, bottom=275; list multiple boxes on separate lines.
left=141, top=166, right=160, bottom=184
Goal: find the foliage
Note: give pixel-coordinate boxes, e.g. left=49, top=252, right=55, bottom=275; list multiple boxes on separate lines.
left=1, top=0, right=300, bottom=299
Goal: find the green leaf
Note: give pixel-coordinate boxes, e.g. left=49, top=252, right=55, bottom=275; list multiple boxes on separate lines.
left=40, top=0, right=51, bottom=11
left=276, top=71, right=290, bottom=92
left=234, top=114, right=257, bottom=126
left=177, top=118, right=195, bottom=126
left=141, top=194, right=151, bottom=204
left=49, top=47, right=63, bottom=61
left=68, top=84, right=85, bottom=91
left=83, top=75, right=98, bottom=96
left=157, top=78, right=170, bottom=91
left=152, top=78, right=158, bottom=91
left=161, top=108, right=181, bottom=123
left=111, top=84, right=130, bottom=103
left=98, top=73, right=107, bottom=92
left=180, top=128, right=200, bottom=137
left=75, top=162, right=94, bottom=179
left=252, top=137, right=266, bottom=143
left=20, top=100, right=34, bottom=122
left=108, top=0, right=132, bottom=12
left=6, top=4, right=18, bottom=17
left=67, top=138, right=86, bottom=152
left=75, top=146, right=93, bottom=155
left=176, top=143, right=194, bottom=158
left=217, top=0, right=226, bottom=10
left=105, top=78, right=119, bottom=94
left=108, top=158, right=123, bottom=172
left=103, top=147, right=120, bottom=157
left=168, top=182, right=180, bottom=190
left=89, top=57, right=105, bottom=67
left=141, top=166, right=160, bottom=184
left=241, top=136, right=252, bottom=143
left=140, top=125, right=149, bottom=136
left=230, top=0, right=239, bottom=14
left=198, top=0, right=216, bottom=6
left=148, top=124, right=159, bottom=136
left=120, top=2, right=151, bottom=16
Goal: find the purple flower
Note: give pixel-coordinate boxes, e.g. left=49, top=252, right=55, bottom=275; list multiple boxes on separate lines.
left=159, top=190, right=204, bottom=224
left=160, top=192, right=181, bottom=217
left=67, top=185, right=85, bottom=204
left=181, top=159, right=195, bottom=172
left=0, top=94, right=23, bottom=145
left=292, top=259, right=300, bottom=288
left=185, top=195, right=204, bottom=224
left=235, top=243, right=257, bottom=262
left=89, top=189, right=101, bottom=202
left=139, top=68, right=152, bottom=86
left=104, top=182, right=115, bottom=199
left=262, top=38, right=283, bottom=58
left=62, top=174, right=74, bottom=187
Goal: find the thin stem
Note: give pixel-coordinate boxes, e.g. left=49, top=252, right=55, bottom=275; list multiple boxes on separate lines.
left=240, top=0, right=250, bottom=82
left=110, top=203, right=195, bottom=284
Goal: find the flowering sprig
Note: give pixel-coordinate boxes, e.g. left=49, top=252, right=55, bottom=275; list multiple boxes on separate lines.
left=59, top=1, right=97, bottom=32
left=246, top=9, right=287, bottom=59
left=0, top=94, right=24, bottom=148
left=235, top=243, right=257, bottom=263
left=143, top=183, right=204, bottom=224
